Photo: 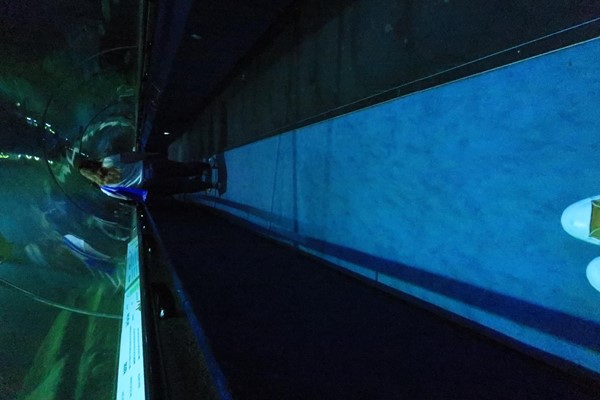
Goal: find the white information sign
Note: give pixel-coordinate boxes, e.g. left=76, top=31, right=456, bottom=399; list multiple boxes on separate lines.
left=116, top=236, right=146, bottom=400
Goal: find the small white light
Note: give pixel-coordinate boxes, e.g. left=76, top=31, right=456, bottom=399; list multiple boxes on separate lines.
left=163, top=131, right=171, bottom=136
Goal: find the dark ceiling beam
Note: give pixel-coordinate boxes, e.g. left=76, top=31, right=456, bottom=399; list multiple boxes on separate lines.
left=139, top=0, right=194, bottom=151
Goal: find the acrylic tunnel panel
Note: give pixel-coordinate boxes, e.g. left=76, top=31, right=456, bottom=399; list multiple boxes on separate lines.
left=0, top=2, right=141, bottom=399
left=188, top=37, right=600, bottom=375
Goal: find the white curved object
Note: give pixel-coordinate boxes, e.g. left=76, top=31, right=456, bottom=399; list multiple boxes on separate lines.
left=587, top=257, right=600, bottom=293
left=64, top=234, right=112, bottom=261
left=561, top=195, right=600, bottom=245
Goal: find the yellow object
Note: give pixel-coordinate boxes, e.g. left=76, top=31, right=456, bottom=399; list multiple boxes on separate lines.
left=589, top=200, right=600, bottom=239
left=0, top=233, right=13, bottom=263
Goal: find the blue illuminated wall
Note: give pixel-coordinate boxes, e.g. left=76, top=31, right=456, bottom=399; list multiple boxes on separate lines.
left=182, top=38, right=600, bottom=373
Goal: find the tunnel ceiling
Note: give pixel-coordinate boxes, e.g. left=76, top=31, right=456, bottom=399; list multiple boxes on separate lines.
left=0, top=0, right=301, bottom=158
left=0, top=0, right=140, bottom=155
left=141, top=0, right=298, bottom=151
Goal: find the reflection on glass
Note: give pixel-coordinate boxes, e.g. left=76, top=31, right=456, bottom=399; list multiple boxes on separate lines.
left=0, top=1, right=141, bottom=398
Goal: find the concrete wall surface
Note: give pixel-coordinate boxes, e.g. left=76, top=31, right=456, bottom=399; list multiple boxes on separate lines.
left=174, top=0, right=600, bottom=154
left=177, top=37, right=600, bottom=374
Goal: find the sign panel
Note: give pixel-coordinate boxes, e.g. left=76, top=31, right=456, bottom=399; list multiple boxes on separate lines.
left=116, top=236, right=146, bottom=400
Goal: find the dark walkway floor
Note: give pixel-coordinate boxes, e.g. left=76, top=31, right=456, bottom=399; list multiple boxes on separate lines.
left=148, top=198, right=600, bottom=400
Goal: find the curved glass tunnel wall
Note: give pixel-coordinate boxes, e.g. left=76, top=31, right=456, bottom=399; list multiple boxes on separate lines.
left=0, top=1, right=141, bottom=398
